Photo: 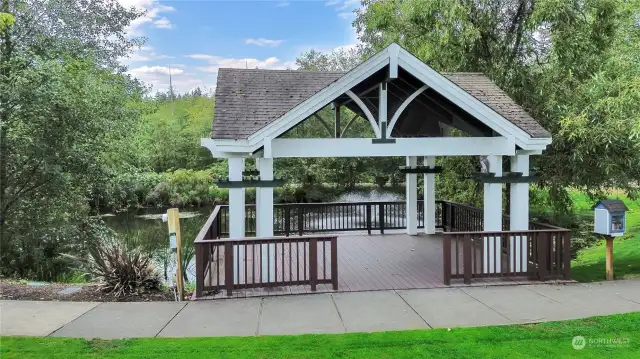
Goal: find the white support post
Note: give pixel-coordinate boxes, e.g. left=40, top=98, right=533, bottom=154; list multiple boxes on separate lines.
left=379, top=82, right=388, bottom=138
left=483, top=155, right=502, bottom=273
left=228, top=157, right=245, bottom=284
left=256, top=158, right=275, bottom=282
left=406, top=156, right=418, bottom=235
left=510, top=153, right=530, bottom=273
left=424, top=156, right=436, bottom=234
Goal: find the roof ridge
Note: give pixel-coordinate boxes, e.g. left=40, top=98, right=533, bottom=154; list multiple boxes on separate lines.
left=219, top=68, right=346, bottom=74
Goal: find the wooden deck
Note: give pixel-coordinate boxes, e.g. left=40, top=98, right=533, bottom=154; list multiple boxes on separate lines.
left=199, top=233, right=445, bottom=300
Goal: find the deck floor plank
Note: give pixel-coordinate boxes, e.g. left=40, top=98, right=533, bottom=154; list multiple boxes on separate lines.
left=204, top=233, right=458, bottom=299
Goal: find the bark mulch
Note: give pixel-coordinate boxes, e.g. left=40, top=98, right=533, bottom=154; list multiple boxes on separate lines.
left=0, top=279, right=178, bottom=302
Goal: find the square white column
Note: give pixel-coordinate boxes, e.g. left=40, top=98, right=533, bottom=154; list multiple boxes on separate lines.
left=406, top=156, right=418, bottom=235
left=510, top=153, right=530, bottom=273
left=256, top=158, right=274, bottom=237
left=483, top=155, right=502, bottom=273
left=256, top=158, right=275, bottom=282
left=228, top=157, right=245, bottom=283
left=424, top=156, right=436, bottom=234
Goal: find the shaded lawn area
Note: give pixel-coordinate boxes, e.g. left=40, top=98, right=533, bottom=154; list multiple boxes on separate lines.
left=570, top=192, right=640, bottom=282
left=2, top=313, right=639, bottom=359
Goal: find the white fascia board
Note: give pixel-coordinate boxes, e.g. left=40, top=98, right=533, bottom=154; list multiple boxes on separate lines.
left=397, top=51, right=550, bottom=150
left=271, top=137, right=515, bottom=158
left=202, top=138, right=259, bottom=157
left=244, top=50, right=392, bottom=151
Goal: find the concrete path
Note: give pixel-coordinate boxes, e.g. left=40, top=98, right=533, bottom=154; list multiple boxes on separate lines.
left=1, top=279, right=639, bottom=338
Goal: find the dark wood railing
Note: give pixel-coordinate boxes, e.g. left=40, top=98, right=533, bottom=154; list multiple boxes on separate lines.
left=443, top=229, right=572, bottom=285
left=195, top=200, right=572, bottom=296
left=194, top=206, right=338, bottom=297
left=215, top=200, right=443, bottom=236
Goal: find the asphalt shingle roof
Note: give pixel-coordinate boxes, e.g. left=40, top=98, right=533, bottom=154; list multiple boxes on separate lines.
left=212, top=68, right=551, bottom=140
left=594, top=200, right=629, bottom=212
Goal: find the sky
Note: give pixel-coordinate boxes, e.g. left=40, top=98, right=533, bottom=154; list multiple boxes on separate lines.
left=118, top=0, right=362, bottom=94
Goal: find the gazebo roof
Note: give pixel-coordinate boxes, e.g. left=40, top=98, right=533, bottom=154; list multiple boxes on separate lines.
left=213, top=67, right=550, bottom=141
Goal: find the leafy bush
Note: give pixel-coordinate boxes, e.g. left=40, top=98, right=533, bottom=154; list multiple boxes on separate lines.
left=73, top=237, right=162, bottom=298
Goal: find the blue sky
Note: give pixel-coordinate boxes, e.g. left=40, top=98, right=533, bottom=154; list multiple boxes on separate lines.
left=120, top=0, right=361, bottom=94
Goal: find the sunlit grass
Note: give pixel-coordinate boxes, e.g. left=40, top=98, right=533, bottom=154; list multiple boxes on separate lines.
left=1, top=313, right=638, bottom=358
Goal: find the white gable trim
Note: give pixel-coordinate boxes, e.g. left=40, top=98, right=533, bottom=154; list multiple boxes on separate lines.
left=244, top=48, right=392, bottom=147
left=387, top=84, right=429, bottom=137
left=345, top=90, right=381, bottom=137
left=397, top=49, right=550, bottom=149
left=212, top=43, right=551, bottom=153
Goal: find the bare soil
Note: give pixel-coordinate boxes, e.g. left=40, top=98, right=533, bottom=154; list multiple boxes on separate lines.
left=0, top=279, right=177, bottom=302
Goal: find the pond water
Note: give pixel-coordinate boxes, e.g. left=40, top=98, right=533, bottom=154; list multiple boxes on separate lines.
left=101, top=190, right=406, bottom=284
left=102, top=206, right=212, bottom=284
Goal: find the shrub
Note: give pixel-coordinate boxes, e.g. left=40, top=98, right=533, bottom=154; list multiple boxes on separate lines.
left=73, top=237, right=162, bottom=298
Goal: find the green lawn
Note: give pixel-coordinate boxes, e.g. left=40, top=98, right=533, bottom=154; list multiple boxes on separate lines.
left=1, top=313, right=639, bottom=358
left=570, top=192, right=640, bottom=282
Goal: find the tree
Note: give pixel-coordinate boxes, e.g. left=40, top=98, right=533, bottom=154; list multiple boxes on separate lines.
left=0, top=0, right=144, bottom=279
left=356, top=0, right=640, bottom=210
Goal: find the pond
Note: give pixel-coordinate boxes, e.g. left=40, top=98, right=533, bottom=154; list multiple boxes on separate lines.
left=101, top=190, right=405, bottom=285
left=102, top=206, right=213, bottom=285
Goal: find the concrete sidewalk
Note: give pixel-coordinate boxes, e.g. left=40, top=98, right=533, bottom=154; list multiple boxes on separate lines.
left=1, top=280, right=639, bottom=338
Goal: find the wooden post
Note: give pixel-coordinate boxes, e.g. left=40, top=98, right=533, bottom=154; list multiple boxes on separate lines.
left=443, top=235, right=452, bottom=285
left=298, top=205, right=304, bottom=236
left=463, top=234, right=472, bottom=284
left=379, top=204, right=385, bottom=234
left=225, top=242, right=234, bottom=296
left=167, top=208, right=184, bottom=300
left=331, top=237, right=338, bottom=290
left=195, top=242, right=204, bottom=298
left=563, top=232, right=572, bottom=279
left=366, top=203, right=372, bottom=235
left=606, top=237, right=614, bottom=281
left=309, top=238, right=318, bottom=291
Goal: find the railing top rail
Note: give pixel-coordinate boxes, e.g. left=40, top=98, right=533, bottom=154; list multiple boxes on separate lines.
left=195, top=234, right=338, bottom=245
left=193, top=204, right=222, bottom=243
left=443, top=228, right=571, bottom=235
left=530, top=221, right=567, bottom=230
left=216, top=199, right=439, bottom=208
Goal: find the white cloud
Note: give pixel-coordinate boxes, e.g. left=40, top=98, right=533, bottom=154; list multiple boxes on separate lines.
left=119, top=45, right=173, bottom=64
left=127, top=65, right=215, bottom=94
left=337, top=0, right=360, bottom=11
left=276, top=1, right=290, bottom=7
left=187, top=54, right=297, bottom=72
left=128, top=66, right=184, bottom=76
left=118, top=0, right=175, bottom=36
left=185, top=54, right=216, bottom=60
left=325, top=1, right=340, bottom=5
left=338, top=12, right=354, bottom=20
left=245, top=38, right=285, bottom=47
left=153, top=17, right=174, bottom=29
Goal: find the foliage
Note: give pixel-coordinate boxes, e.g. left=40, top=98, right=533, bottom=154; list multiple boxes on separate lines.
left=571, top=193, right=640, bottom=281
left=355, top=0, right=640, bottom=212
left=0, top=0, right=144, bottom=281
left=2, top=313, right=640, bottom=358
left=69, top=235, right=162, bottom=298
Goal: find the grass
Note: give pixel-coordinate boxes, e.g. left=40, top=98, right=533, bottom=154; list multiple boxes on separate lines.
left=1, top=313, right=639, bottom=358
left=570, top=192, right=640, bottom=282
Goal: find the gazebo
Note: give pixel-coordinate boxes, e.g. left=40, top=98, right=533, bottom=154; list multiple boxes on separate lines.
left=195, top=44, right=571, bottom=299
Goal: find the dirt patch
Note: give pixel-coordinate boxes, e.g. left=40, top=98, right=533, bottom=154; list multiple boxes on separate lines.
left=0, top=280, right=179, bottom=302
